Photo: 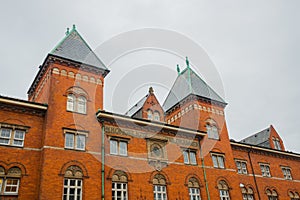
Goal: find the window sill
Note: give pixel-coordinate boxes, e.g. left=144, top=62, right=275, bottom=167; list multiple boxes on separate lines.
left=66, top=110, right=87, bottom=115
left=109, top=153, right=128, bottom=157
left=0, top=144, right=24, bottom=148
left=64, top=147, right=86, bottom=152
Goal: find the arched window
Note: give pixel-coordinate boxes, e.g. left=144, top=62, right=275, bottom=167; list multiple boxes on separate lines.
left=0, top=166, right=22, bottom=196
left=188, top=177, right=201, bottom=200
left=241, top=186, right=254, bottom=200
left=112, top=170, right=128, bottom=200
left=153, top=174, right=167, bottom=200
left=67, top=94, right=76, bottom=112
left=266, top=189, right=278, bottom=200
left=218, top=180, right=230, bottom=200
left=289, top=191, right=299, bottom=200
left=153, top=111, right=160, bottom=121
left=77, top=96, right=87, bottom=114
left=147, top=110, right=153, bottom=120
left=63, top=165, right=83, bottom=200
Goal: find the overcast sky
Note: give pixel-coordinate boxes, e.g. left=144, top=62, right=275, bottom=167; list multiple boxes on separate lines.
left=0, top=0, right=299, bottom=153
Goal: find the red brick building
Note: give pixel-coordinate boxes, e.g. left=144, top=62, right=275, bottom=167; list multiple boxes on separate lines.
left=0, top=26, right=299, bottom=200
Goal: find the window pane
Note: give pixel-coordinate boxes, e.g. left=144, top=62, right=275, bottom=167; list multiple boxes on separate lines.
left=147, top=110, right=153, bottom=120
left=212, top=155, right=218, bottom=168
left=77, top=96, right=87, bottom=114
left=183, top=151, right=189, bottom=164
left=154, top=112, right=160, bottom=121
left=218, top=156, right=224, bottom=168
left=1, top=128, right=11, bottom=138
left=190, top=152, right=197, bottom=165
left=0, top=138, right=9, bottom=145
left=119, top=141, right=127, bottom=156
left=110, top=140, right=118, bottom=154
left=65, top=133, right=74, bottom=148
left=14, top=130, right=25, bottom=140
left=4, top=179, right=19, bottom=194
left=76, top=135, right=86, bottom=150
left=67, top=94, right=75, bottom=111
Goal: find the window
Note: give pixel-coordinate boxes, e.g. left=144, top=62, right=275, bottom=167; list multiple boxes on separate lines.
left=289, top=191, right=300, bottom=200
left=147, top=110, right=153, bottom=120
left=112, top=170, right=128, bottom=200
left=183, top=149, right=197, bottom=165
left=0, top=166, right=21, bottom=196
left=282, top=167, right=292, bottom=180
left=235, top=160, right=248, bottom=174
left=212, top=154, right=225, bottom=169
left=0, top=127, right=26, bottom=147
left=266, top=189, right=278, bottom=200
left=241, top=186, right=254, bottom=200
left=110, top=139, right=128, bottom=156
left=67, top=94, right=87, bottom=114
left=206, top=124, right=219, bottom=139
left=153, top=174, right=167, bottom=200
left=217, top=180, right=230, bottom=200
left=63, top=179, right=82, bottom=200
left=272, top=138, right=281, bottom=150
left=63, top=165, right=83, bottom=200
left=64, top=131, right=87, bottom=151
left=188, top=177, right=201, bottom=200
left=260, top=164, right=271, bottom=177
left=153, top=111, right=160, bottom=121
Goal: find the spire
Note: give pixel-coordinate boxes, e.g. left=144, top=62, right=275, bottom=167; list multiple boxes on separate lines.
left=186, top=56, right=192, bottom=92
left=177, top=64, right=181, bottom=75
left=186, top=56, right=190, bottom=69
left=149, top=87, right=154, bottom=94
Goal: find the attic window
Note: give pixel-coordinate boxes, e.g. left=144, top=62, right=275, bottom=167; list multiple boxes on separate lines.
left=272, top=137, right=281, bottom=150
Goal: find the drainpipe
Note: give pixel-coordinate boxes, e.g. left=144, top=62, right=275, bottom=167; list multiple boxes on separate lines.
left=248, top=148, right=261, bottom=200
left=101, top=121, right=105, bottom=200
left=197, top=136, right=210, bottom=200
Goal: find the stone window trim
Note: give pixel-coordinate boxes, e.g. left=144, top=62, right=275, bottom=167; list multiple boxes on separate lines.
left=234, top=159, right=248, bottom=175
left=288, top=190, right=300, bottom=199
left=281, top=166, right=292, bottom=180
left=211, top=153, right=225, bottom=169
left=205, top=119, right=220, bottom=140
left=59, top=161, right=89, bottom=178
left=149, top=172, right=171, bottom=186
left=109, top=137, right=129, bottom=156
left=146, top=138, right=168, bottom=161
left=266, top=188, right=278, bottom=199
left=259, top=163, right=271, bottom=177
left=0, top=123, right=30, bottom=147
left=181, top=148, right=197, bottom=165
left=63, top=128, right=89, bottom=151
left=0, top=166, right=22, bottom=196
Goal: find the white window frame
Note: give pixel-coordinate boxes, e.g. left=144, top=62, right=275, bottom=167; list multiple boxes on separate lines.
left=243, top=193, right=254, bottom=200
left=189, top=187, right=201, bottom=200
left=110, top=139, right=128, bottom=156
left=212, top=154, right=225, bottom=169
left=153, top=111, right=160, bottom=121
left=63, top=178, right=82, bottom=200
left=272, top=138, right=281, bottom=150
left=206, top=124, right=219, bottom=140
left=281, top=167, right=292, bottom=180
left=0, top=127, right=26, bottom=147
left=4, top=178, right=20, bottom=195
left=112, top=182, right=128, bottom=200
left=64, top=131, right=87, bottom=151
left=183, top=149, right=197, bottom=165
left=66, top=94, right=87, bottom=114
left=235, top=160, right=248, bottom=174
left=219, top=189, right=230, bottom=200
left=77, top=96, right=87, bottom=114
left=147, top=110, right=153, bottom=120
left=260, top=164, right=271, bottom=177
left=67, top=94, right=76, bottom=112
left=154, top=185, right=167, bottom=200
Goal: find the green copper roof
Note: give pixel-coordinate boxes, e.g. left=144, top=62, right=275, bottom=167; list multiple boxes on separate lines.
left=163, top=57, right=226, bottom=111
left=50, top=25, right=108, bottom=70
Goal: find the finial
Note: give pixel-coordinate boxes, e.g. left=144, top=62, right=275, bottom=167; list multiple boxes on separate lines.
left=186, top=56, right=190, bottom=68
left=177, top=64, right=181, bottom=75
left=72, top=24, right=76, bottom=30
left=149, top=87, right=154, bottom=94
left=65, top=27, right=70, bottom=35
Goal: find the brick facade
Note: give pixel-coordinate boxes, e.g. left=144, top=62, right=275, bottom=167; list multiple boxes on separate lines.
left=0, top=27, right=299, bottom=200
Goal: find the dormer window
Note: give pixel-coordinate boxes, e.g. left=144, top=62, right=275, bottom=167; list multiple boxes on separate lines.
left=272, top=137, right=281, bottom=150
left=207, top=125, right=219, bottom=140
left=147, top=110, right=153, bottom=120
left=153, top=111, right=160, bottom=121
left=67, top=94, right=87, bottom=114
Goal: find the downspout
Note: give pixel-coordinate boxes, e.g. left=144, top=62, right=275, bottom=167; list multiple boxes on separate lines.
left=248, top=148, right=261, bottom=200
left=198, top=136, right=210, bottom=200
left=101, top=121, right=105, bottom=200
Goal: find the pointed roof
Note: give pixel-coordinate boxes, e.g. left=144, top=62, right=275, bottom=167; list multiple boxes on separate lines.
left=240, top=126, right=271, bottom=148
left=50, top=25, right=108, bottom=70
left=163, top=57, right=226, bottom=111
left=125, top=94, right=149, bottom=117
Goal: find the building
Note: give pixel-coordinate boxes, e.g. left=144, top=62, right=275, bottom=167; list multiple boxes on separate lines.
left=0, top=25, right=299, bottom=200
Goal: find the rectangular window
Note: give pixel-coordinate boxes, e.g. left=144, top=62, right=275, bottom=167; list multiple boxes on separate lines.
left=189, top=188, right=201, bottom=200
left=235, top=160, right=248, bottom=174
left=4, top=179, right=19, bottom=194
left=243, top=194, right=254, bottom=200
left=0, top=178, right=3, bottom=193
left=63, top=178, right=82, bottom=200
left=154, top=185, right=167, bottom=200
left=212, top=154, right=225, bottom=169
left=0, top=128, right=26, bottom=147
left=183, top=150, right=197, bottom=165
left=282, top=167, right=292, bottom=180
left=219, top=189, right=230, bottom=200
left=260, top=164, right=271, bottom=177
left=112, top=182, right=127, bottom=200
left=110, top=139, right=128, bottom=156
left=65, top=133, right=86, bottom=151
